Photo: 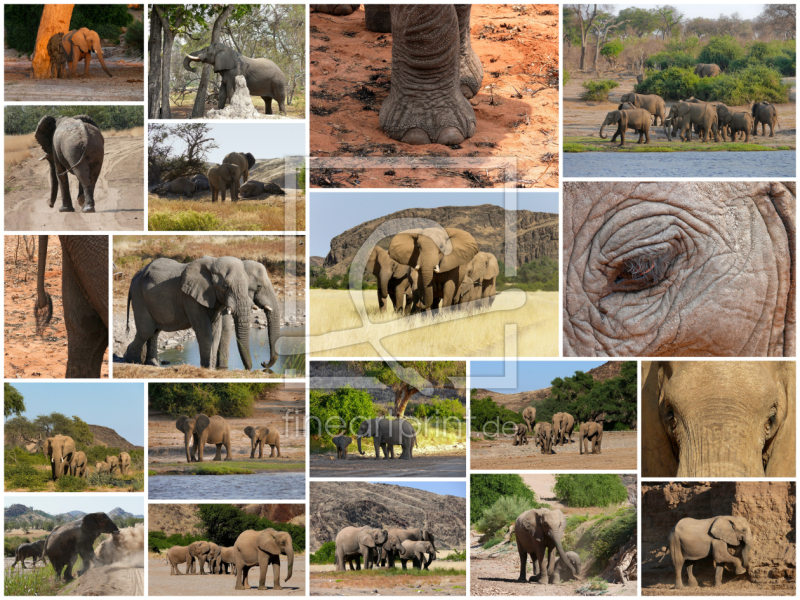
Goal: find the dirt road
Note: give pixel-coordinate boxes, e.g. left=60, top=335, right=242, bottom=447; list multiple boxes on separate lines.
left=310, top=447, right=466, bottom=478
left=310, top=571, right=466, bottom=596
left=5, top=135, right=145, bottom=232
left=471, top=432, right=637, bottom=471
left=148, top=556, right=305, bottom=596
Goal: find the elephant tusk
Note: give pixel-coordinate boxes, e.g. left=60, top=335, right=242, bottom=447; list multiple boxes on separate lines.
left=264, top=305, right=273, bottom=312
left=414, top=265, right=420, bottom=270
left=38, top=155, right=49, bottom=162
left=185, top=54, right=201, bottom=60
left=433, top=265, right=440, bottom=273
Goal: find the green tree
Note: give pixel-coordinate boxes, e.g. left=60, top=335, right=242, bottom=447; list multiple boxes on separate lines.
left=470, top=474, right=536, bottom=523
left=698, top=36, right=745, bottom=71
left=616, top=7, right=659, bottom=38
left=309, top=387, right=376, bottom=439
left=554, top=475, right=628, bottom=508
left=4, top=384, right=25, bottom=418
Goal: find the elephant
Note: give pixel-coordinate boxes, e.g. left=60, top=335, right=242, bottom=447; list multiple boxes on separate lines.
left=562, top=181, right=796, bottom=357
left=664, top=102, right=720, bottom=143
left=552, top=550, right=581, bottom=583
left=39, top=434, right=76, bottom=481
left=213, top=545, right=237, bottom=575
left=222, top=152, right=256, bottom=184
left=752, top=101, right=779, bottom=137
left=167, top=545, right=194, bottom=575
left=156, top=177, right=195, bottom=197
left=367, top=246, right=416, bottom=313
left=512, top=423, right=529, bottom=446
left=522, top=406, right=536, bottom=431
left=642, top=361, right=795, bottom=477
left=580, top=414, right=604, bottom=455
left=515, top=508, right=579, bottom=584
left=44, top=512, right=119, bottom=581
left=35, top=114, right=104, bottom=213
left=356, top=417, right=417, bottom=459
left=46, top=32, right=67, bottom=78
left=537, top=422, right=553, bottom=454
left=238, top=181, right=286, bottom=199
left=106, top=455, right=120, bottom=474
left=379, top=528, right=435, bottom=567
left=184, top=43, right=287, bottom=115
left=389, top=227, right=479, bottom=312
left=460, top=251, right=499, bottom=308
left=617, top=102, right=635, bottom=110
left=208, top=163, right=243, bottom=202
left=669, top=516, right=752, bottom=588
left=681, top=99, right=732, bottom=140
left=12, top=539, right=47, bottom=569
left=191, top=174, right=210, bottom=190
left=454, top=276, right=481, bottom=307
left=62, top=28, right=113, bottom=78
left=694, top=63, right=721, bottom=78
left=378, top=532, right=404, bottom=567
left=397, top=540, right=436, bottom=570
left=618, top=92, right=667, bottom=126
left=335, top=526, right=388, bottom=571
left=124, top=256, right=259, bottom=370
left=552, top=413, right=575, bottom=446
left=532, top=422, right=546, bottom=448
left=188, top=541, right=220, bottom=575
left=177, top=414, right=232, bottom=462
left=95, top=461, right=110, bottom=474
left=233, top=529, right=294, bottom=590
left=598, top=108, right=651, bottom=146
left=332, top=434, right=352, bottom=459
left=313, top=4, right=482, bottom=145
left=722, top=112, right=753, bottom=143
left=69, top=451, right=87, bottom=478
left=244, top=425, right=281, bottom=458
left=119, top=451, right=131, bottom=475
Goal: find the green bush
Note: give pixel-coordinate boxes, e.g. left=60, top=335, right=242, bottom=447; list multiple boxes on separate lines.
left=414, top=397, right=466, bottom=421
left=580, top=80, right=619, bottom=101
left=646, top=51, right=697, bottom=71
left=770, top=53, right=796, bottom=77
left=5, top=106, right=143, bottom=135
left=148, top=530, right=208, bottom=553
left=443, top=549, right=467, bottom=561
left=470, top=396, right=523, bottom=434
left=476, top=495, right=537, bottom=537
left=591, top=509, right=636, bottom=562
left=124, top=19, right=144, bottom=55
left=698, top=36, right=744, bottom=71
left=4, top=464, right=50, bottom=490
left=148, top=383, right=271, bottom=418
left=553, top=475, right=628, bottom=508
left=309, top=386, right=377, bottom=439
left=613, top=423, right=631, bottom=431
left=55, top=475, right=87, bottom=492
left=5, top=446, right=49, bottom=466
left=563, top=70, right=571, bottom=86
left=198, top=504, right=305, bottom=551
left=310, top=541, right=336, bottom=564
left=636, top=67, right=700, bottom=101
left=148, top=211, right=222, bottom=232
left=470, top=474, right=536, bottom=523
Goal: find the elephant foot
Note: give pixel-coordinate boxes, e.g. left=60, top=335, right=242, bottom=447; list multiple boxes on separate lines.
left=456, top=6, right=483, bottom=99
left=81, top=205, right=96, bottom=213
left=59, top=206, right=76, bottom=212
left=274, top=585, right=284, bottom=590
left=77, top=194, right=85, bottom=207
left=517, top=576, right=528, bottom=583
left=687, top=578, right=698, bottom=588
left=258, top=585, right=267, bottom=590
left=735, top=565, right=746, bottom=575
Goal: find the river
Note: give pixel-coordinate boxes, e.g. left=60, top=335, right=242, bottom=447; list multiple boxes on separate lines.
left=148, top=472, right=306, bottom=500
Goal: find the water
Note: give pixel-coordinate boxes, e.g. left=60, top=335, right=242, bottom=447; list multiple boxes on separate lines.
left=148, top=472, right=306, bottom=500
left=564, top=151, right=796, bottom=178
left=158, top=325, right=305, bottom=375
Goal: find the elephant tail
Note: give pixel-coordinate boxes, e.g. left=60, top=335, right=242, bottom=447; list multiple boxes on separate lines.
left=126, top=289, right=132, bottom=333
left=667, top=528, right=682, bottom=565
left=57, top=145, right=88, bottom=176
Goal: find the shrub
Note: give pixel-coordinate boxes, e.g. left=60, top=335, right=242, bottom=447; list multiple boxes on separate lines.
left=470, top=474, right=536, bottom=523
left=310, top=541, right=336, bottom=564
left=770, top=53, right=796, bottom=77
left=443, top=549, right=467, bottom=561
left=563, top=70, right=571, bottom=86
left=198, top=504, right=305, bottom=551
left=695, top=66, right=790, bottom=104
left=4, top=464, right=49, bottom=490
left=4, top=5, right=46, bottom=54
left=553, top=475, right=628, bottom=508
left=148, top=211, right=221, bottom=231
left=476, top=495, right=537, bottom=537
left=698, top=36, right=744, bottom=71
left=309, top=386, right=376, bottom=439
left=470, top=396, right=523, bottom=434
left=613, top=423, right=631, bottom=431
left=646, top=51, right=697, bottom=71
left=124, top=19, right=144, bottom=55
left=148, top=530, right=208, bottom=553
left=148, top=383, right=269, bottom=417
left=636, top=67, right=700, bottom=101
left=580, top=80, right=619, bottom=101
left=414, top=397, right=466, bottom=421
left=55, top=475, right=87, bottom=492
left=591, top=509, right=636, bottom=562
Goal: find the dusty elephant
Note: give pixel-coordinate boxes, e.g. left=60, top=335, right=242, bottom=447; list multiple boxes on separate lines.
left=599, top=108, right=651, bottom=146
left=213, top=545, right=237, bottom=575
left=515, top=508, right=579, bottom=584
left=552, top=550, right=582, bottom=583
left=332, top=434, right=352, bottom=459
left=537, top=422, right=553, bottom=455
left=244, top=425, right=281, bottom=458
left=562, top=182, right=796, bottom=357
left=356, top=417, right=417, bottom=459
left=751, top=101, right=779, bottom=137
left=95, top=461, right=110, bottom=474
left=233, top=529, right=294, bottom=589
left=238, top=180, right=285, bottom=198
left=335, top=526, right=388, bottom=571
left=579, top=414, right=604, bottom=455
left=722, top=111, right=753, bottom=143
left=12, top=539, right=47, bottom=569
left=62, top=28, right=113, bottom=78
left=642, top=361, right=795, bottom=477
left=208, top=163, right=243, bottom=202
left=177, top=414, right=232, bottom=462
left=512, top=423, right=529, bottom=446
left=618, top=92, right=666, bottom=126
left=222, top=151, right=256, bottom=183
left=46, top=32, right=67, bottom=78
left=664, top=102, right=719, bottom=142
left=69, top=450, right=88, bottom=478
left=552, top=413, right=575, bottom=446
left=694, top=63, right=721, bottom=78
left=522, top=406, right=536, bottom=431
left=44, top=513, right=120, bottom=581
left=156, top=177, right=196, bottom=197
left=167, top=545, right=194, bottom=575
left=366, top=246, right=415, bottom=313
left=119, top=451, right=131, bottom=475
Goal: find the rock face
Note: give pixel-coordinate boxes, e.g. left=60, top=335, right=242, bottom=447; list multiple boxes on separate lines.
left=88, top=424, right=143, bottom=450
left=250, top=156, right=304, bottom=191
left=309, top=482, right=467, bottom=552
left=322, top=204, right=558, bottom=276
left=236, top=503, right=306, bottom=525
left=642, top=482, right=796, bottom=586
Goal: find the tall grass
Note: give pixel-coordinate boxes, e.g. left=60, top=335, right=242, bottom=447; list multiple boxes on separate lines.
left=147, top=195, right=305, bottom=232
left=4, top=563, right=66, bottom=596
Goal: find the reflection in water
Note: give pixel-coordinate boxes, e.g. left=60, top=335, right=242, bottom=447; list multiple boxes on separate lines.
left=149, top=472, right=306, bottom=500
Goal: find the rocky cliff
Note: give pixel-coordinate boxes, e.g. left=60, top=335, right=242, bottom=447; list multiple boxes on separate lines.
left=322, top=204, right=558, bottom=276
left=309, top=482, right=466, bottom=552
left=148, top=504, right=305, bottom=536
left=88, top=425, right=142, bottom=450
left=641, top=482, right=795, bottom=586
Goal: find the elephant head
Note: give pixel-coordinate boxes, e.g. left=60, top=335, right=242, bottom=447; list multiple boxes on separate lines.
left=464, top=252, right=499, bottom=286
left=358, top=527, right=388, bottom=551
left=244, top=425, right=268, bottom=442
left=64, top=28, right=112, bottom=77
left=710, top=516, right=753, bottom=569
left=356, top=418, right=379, bottom=455
left=242, top=260, right=281, bottom=369
left=417, top=541, right=436, bottom=567
left=599, top=111, right=623, bottom=139
left=535, top=509, right=578, bottom=578
left=389, top=227, right=479, bottom=310
left=367, top=246, right=410, bottom=300
left=184, top=42, right=240, bottom=74
left=181, top=257, right=253, bottom=369
left=258, top=529, right=294, bottom=582
left=43, top=435, right=76, bottom=480
left=617, top=102, right=635, bottom=110
left=96, top=461, right=110, bottom=473
left=81, top=512, right=120, bottom=538
left=176, top=414, right=212, bottom=462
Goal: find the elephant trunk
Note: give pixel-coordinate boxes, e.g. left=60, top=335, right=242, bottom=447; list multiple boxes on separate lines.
left=553, top=536, right=578, bottom=578
left=52, top=448, right=66, bottom=479
left=378, top=272, right=391, bottom=304
left=96, top=49, right=112, bottom=77
left=357, top=435, right=365, bottom=455
left=741, top=531, right=751, bottom=569
left=284, top=544, right=294, bottom=581
left=419, top=266, right=434, bottom=309
left=183, top=55, right=200, bottom=72
left=233, top=309, right=253, bottom=371
left=263, top=297, right=281, bottom=370
left=676, top=422, right=763, bottom=478
left=599, top=121, right=608, bottom=139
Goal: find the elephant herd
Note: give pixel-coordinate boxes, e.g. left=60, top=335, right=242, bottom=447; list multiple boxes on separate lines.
left=24, top=434, right=131, bottom=481
left=348, top=417, right=417, bottom=460
left=154, top=151, right=285, bottom=202
left=46, top=28, right=114, bottom=79
left=175, top=414, right=281, bottom=462
left=512, top=408, right=605, bottom=456
left=334, top=526, right=437, bottom=571
left=367, top=228, right=499, bottom=315
left=166, top=528, right=294, bottom=591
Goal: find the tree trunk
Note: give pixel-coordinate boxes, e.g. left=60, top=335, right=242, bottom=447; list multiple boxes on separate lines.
left=394, top=386, right=419, bottom=418
left=147, top=8, right=162, bottom=119
left=31, top=4, right=74, bottom=79
left=192, top=5, right=235, bottom=118
left=155, top=6, right=173, bottom=119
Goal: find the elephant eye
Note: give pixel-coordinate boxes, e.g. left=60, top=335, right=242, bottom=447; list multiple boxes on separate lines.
left=609, top=252, right=673, bottom=293
left=764, top=404, right=778, bottom=436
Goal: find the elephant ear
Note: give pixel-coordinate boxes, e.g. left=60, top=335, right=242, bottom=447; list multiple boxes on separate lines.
left=43, top=438, right=53, bottom=458
left=35, top=116, right=57, bottom=155
left=244, top=152, right=256, bottom=169
left=214, top=47, right=238, bottom=73
left=181, top=257, right=217, bottom=308
left=766, top=361, right=796, bottom=476
left=176, top=415, right=189, bottom=432
left=195, top=414, right=211, bottom=434
left=366, top=246, right=380, bottom=275
left=710, top=517, right=741, bottom=546
left=258, top=532, right=281, bottom=555
left=358, top=531, right=376, bottom=548
left=484, top=255, right=500, bottom=280
left=74, top=29, right=90, bottom=53
left=389, top=230, right=421, bottom=267
left=439, top=228, right=479, bottom=272
left=641, top=362, right=679, bottom=476
left=391, top=259, right=409, bottom=279
left=244, top=426, right=255, bottom=439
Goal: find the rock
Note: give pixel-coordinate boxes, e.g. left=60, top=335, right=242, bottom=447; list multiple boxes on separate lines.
left=206, top=75, right=268, bottom=120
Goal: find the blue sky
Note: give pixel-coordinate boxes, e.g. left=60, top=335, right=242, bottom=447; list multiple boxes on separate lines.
left=471, top=360, right=607, bottom=394
left=372, top=481, right=466, bottom=498
left=309, top=191, right=559, bottom=256
left=162, top=123, right=307, bottom=163
left=4, top=497, right=144, bottom=516
left=6, top=383, right=144, bottom=446
left=612, top=4, right=764, bottom=20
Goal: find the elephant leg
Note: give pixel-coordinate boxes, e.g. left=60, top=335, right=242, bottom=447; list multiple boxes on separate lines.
left=63, top=555, right=78, bottom=581
left=517, top=545, right=528, bottom=582
left=218, top=81, right=228, bottom=109
left=77, top=181, right=85, bottom=208
left=711, top=540, right=745, bottom=575
left=537, top=552, right=549, bottom=584
left=257, top=550, right=269, bottom=590
left=379, top=5, right=476, bottom=146
left=217, top=315, right=232, bottom=369
left=62, top=255, right=107, bottom=378
left=271, top=556, right=283, bottom=590
left=455, top=5, right=483, bottom=98
left=213, top=443, right=222, bottom=461
left=185, top=309, right=214, bottom=368
left=261, top=96, right=274, bottom=115
left=686, top=562, right=699, bottom=587
left=374, top=437, right=382, bottom=460
left=73, top=165, right=96, bottom=213
left=82, top=53, right=91, bottom=77
left=56, top=166, right=75, bottom=212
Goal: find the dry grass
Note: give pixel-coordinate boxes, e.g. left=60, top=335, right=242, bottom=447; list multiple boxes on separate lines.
left=105, top=126, right=145, bottom=138
left=309, top=290, right=559, bottom=357
left=113, top=363, right=285, bottom=379
left=5, top=133, right=37, bottom=169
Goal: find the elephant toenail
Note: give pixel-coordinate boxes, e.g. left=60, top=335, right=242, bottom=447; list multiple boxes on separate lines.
left=437, top=127, right=465, bottom=146
left=460, top=84, right=475, bottom=99
left=401, top=128, right=433, bottom=145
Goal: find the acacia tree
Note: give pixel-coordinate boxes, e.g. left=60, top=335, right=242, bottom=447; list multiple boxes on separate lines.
left=655, top=5, right=683, bottom=40
left=148, top=123, right=219, bottom=182
left=566, top=4, right=611, bottom=70
left=31, top=4, right=74, bottom=79
left=4, top=383, right=25, bottom=418
left=591, top=16, right=628, bottom=71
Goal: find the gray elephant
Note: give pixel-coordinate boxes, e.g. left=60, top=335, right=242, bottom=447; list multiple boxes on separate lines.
left=191, top=174, right=210, bottom=190
left=106, top=455, right=120, bottom=474
left=69, top=451, right=88, bottom=478
left=184, top=43, right=287, bottom=114
left=664, top=102, right=719, bottom=142
left=356, top=417, right=417, bottom=460
left=119, top=451, right=131, bottom=475
left=599, top=108, right=651, bottom=146
left=512, top=423, right=528, bottom=446
left=12, top=539, right=47, bottom=569
left=95, top=461, right=110, bottom=474
left=332, top=434, right=352, bottom=459
left=722, top=112, right=753, bottom=143
left=397, top=540, right=436, bottom=570
left=617, top=102, right=635, bottom=110
left=222, top=151, right=256, bottom=184
left=188, top=541, right=220, bottom=575
left=618, top=92, right=666, bottom=126
left=669, top=516, right=751, bottom=588
left=522, top=406, right=536, bottom=431
left=62, top=28, right=113, bottom=78
left=177, top=414, right=232, bottom=462
left=532, top=422, right=546, bottom=448
left=35, top=115, right=104, bottom=213
left=537, top=422, right=553, bottom=455
left=683, top=98, right=732, bottom=140
left=580, top=413, right=604, bottom=455
left=459, top=251, right=499, bottom=308
left=552, top=550, right=581, bottom=583
left=208, top=163, right=243, bottom=202
left=46, top=32, right=67, bottom=78
left=515, top=508, right=579, bottom=584
left=123, top=256, right=258, bottom=370
left=751, top=101, right=779, bottom=137
left=239, top=181, right=286, bottom=198
left=44, top=513, right=120, bottom=581
left=31, top=434, right=75, bottom=481
left=552, top=413, right=575, bottom=446
left=244, top=425, right=281, bottom=458
left=156, top=177, right=196, bottom=197
left=694, top=63, right=721, bottom=78
left=335, top=526, right=388, bottom=571
left=379, top=527, right=435, bottom=567
left=367, top=246, right=415, bottom=313
left=167, top=545, right=194, bottom=575
left=234, top=529, right=294, bottom=589
left=213, top=545, right=237, bottom=575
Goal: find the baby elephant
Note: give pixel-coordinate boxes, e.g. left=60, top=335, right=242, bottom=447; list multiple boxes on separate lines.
left=156, top=177, right=196, bottom=197
left=239, top=181, right=286, bottom=199
left=46, top=33, right=67, bottom=78
left=723, top=112, right=753, bottom=143
left=536, top=422, right=553, bottom=455
left=512, top=423, right=528, bottom=446
left=244, top=425, right=281, bottom=458
left=191, top=174, right=209, bottom=191
left=95, top=461, right=110, bottom=474
left=12, top=539, right=46, bottom=569
left=333, top=435, right=352, bottom=459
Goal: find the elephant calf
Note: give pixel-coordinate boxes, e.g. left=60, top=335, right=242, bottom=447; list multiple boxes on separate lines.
left=333, top=434, right=352, bottom=459
left=579, top=414, right=604, bottom=455
left=512, top=423, right=528, bottom=446
left=12, top=539, right=46, bottom=569
left=244, top=425, right=280, bottom=458
left=239, top=181, right=285, bottom=199
left=537, top=422, right=553, bottom=454
left=46, top=33, right=67, bottom=78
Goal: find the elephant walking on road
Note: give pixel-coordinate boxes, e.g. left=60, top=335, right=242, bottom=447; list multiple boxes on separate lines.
left=12, top=539, right=46, bottom=569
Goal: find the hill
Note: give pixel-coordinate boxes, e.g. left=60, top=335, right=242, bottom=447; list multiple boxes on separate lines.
left=309, top=482, right=466, bottom=552
left=321, top=204, right=558, bottom=276
left=88, top=425, right=143, bottom=450
left=4, top=505, right=142, bottom=525
left=474, top=361, right=624, bottom=412
left=148, top=504, right=306, bottom=536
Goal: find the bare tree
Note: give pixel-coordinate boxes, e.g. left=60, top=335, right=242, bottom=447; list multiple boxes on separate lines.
left=566, top=4, right=605, bottom=71
left=148, top=8, right=162, bottom=118
left=591, top=16, right=629, bottom=71
left=31, top=4, right=74, bottom=79
left=191, top=5, right=235, bottom=118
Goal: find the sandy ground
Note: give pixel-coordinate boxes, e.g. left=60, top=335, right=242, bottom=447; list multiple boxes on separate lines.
left=4, top=236, right=109, bottom=379
left=310, top=446, right=466, bottom=478
left=310, top=570, right=466, bottom=596
left=148, top=556, right=305, bottom=596
left=4, top=557, right=144, bottom=596
left=643, top=579, right=795, bottom=596
left=309, top=4, right=559, bottom=188
left=471, top=432, right=637, bottom=471
left=5, top=134, right=145, bottom=232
